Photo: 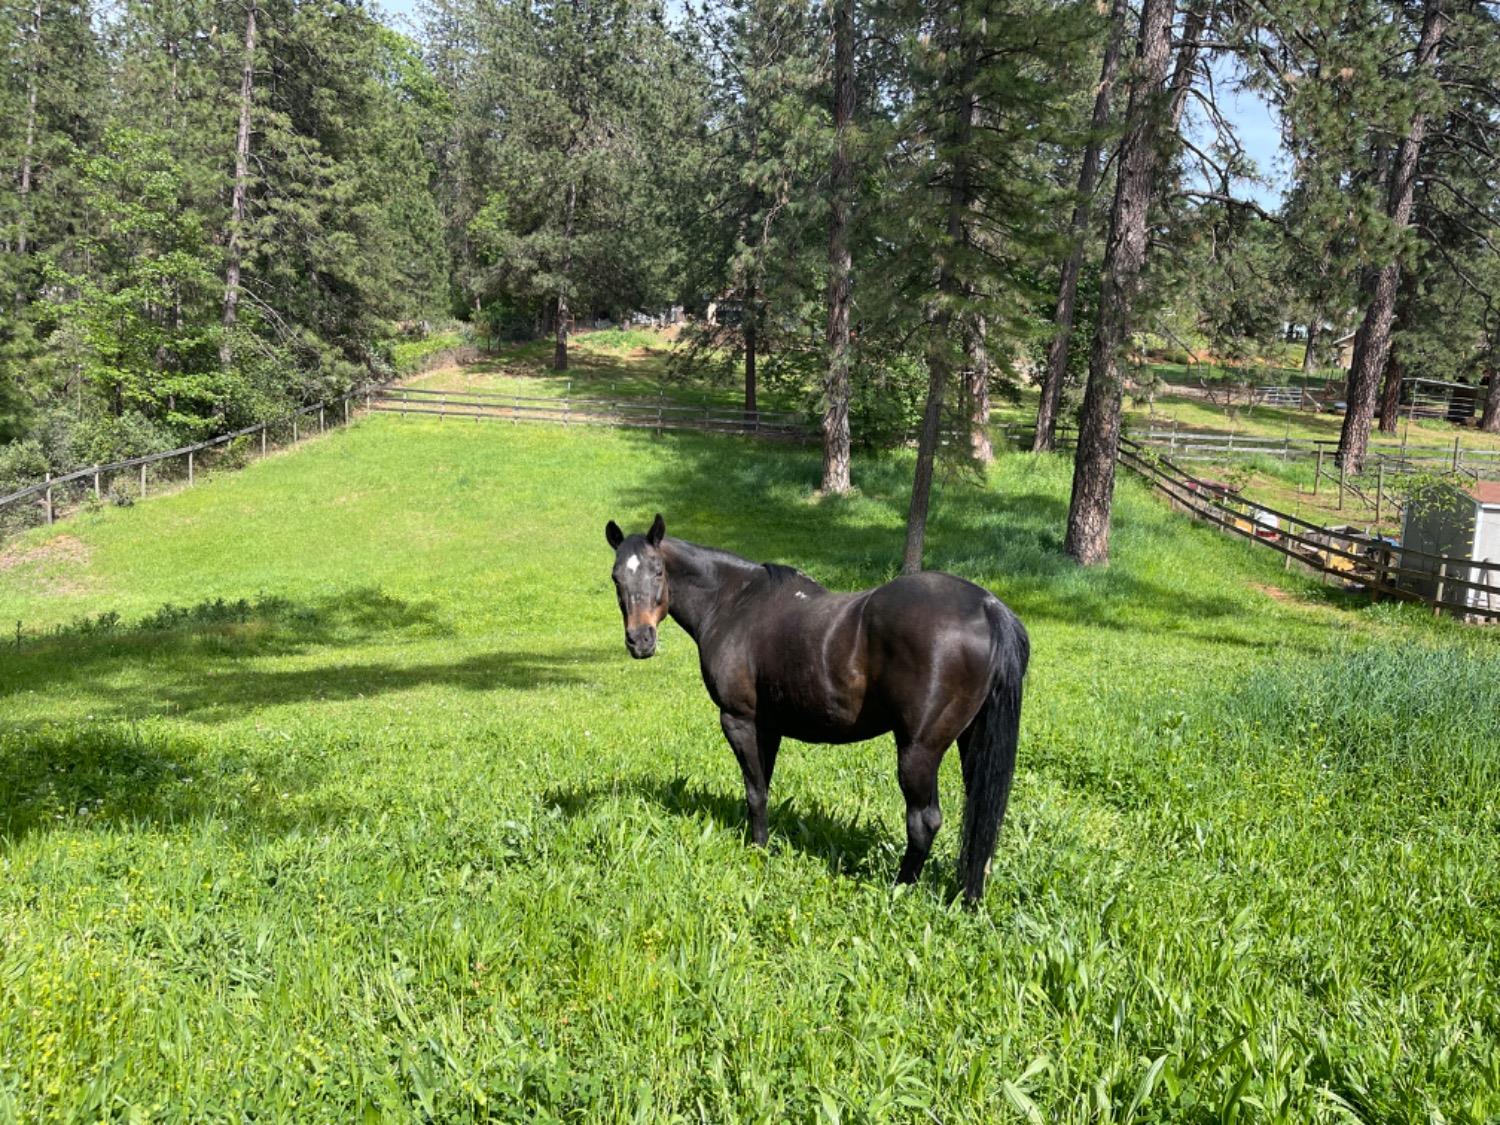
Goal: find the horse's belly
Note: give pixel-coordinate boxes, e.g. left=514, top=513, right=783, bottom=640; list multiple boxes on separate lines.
left=777, top=711, right=890, bottom=745
left=760, top=678, right=887, bottom=744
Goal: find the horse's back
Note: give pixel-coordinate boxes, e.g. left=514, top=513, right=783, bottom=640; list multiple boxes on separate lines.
left=860, top=572, right=1024, bottom=730
left=864, top=571, right=1008, bottom=643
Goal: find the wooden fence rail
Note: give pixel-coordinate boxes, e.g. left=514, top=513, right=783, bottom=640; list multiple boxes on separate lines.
left=1127, top=426, right=1500, bottom=475
left=0, top=395, right=358, bottom=540
left=1108, top=434, right=1500, bottom=620
left=367, top=388, right=813, bottom=441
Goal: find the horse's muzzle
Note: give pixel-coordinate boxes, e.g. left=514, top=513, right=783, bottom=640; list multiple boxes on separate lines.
left=625, top=627, right=657, bottom=659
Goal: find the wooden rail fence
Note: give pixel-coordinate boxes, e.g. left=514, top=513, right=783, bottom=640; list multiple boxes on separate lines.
left=366, top=387, right=813, bottom=441
left=1106, top=433, right=1500, bottom=620
left=0, top=395, right=361, bottom=541
left=1128, top=425, right=1500, bottom=477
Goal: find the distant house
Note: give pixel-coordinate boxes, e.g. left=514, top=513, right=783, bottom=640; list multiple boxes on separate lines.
left=1400, top=481, right=1500, bottom=614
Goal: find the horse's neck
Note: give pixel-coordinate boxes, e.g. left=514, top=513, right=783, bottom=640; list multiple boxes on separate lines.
left=662, top=538, right=757, bottom=643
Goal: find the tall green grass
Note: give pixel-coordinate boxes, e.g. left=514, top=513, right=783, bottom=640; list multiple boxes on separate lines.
left=1, top=416, right=1496, bottom=1121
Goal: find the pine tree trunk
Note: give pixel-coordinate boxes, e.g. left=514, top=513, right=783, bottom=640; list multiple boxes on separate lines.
left=966, top=311, right=992, bottom=464
left=1165, top=1, right=1206, bottom=132
left=821, top=0, right=854, bottom=494
left=1379, top=271, right=1419, bottom=433
left=1034, top=0, right=1127, bottom=453
left=1336, top=0, right=1445, bottom=473
left=1379, top=352, right=1403, bottom=433
left=221, top=2, right=258, bottom=367
left=902, top=34, right=977, bottom=575
left=1481, top=367, right=1500, bottom=433
left=1480, top=319, right=1500, bottom=432
left=1064, top=0, right=1175, bottom=567
left=17, top=0, right=41, bottom=263
left=744, top=277, right=758, bottom=415
left=554, top=181, right=577, bottom=372
left=1302, top=307, right=1323, bottom=374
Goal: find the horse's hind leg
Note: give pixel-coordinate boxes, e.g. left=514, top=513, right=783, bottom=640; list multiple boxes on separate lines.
left=895, top=743, right=945, bottom=884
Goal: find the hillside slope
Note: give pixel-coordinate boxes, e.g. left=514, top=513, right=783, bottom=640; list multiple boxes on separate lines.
left=2, top=416, right=1496, bottom=1121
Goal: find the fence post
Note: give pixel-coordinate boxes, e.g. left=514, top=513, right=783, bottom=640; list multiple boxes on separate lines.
left=1433, top=562, right=1446, bottom=618
left=344, top=398, right=350, bottom=425
left=140, top=463, right=147, bottom=498
left=261, top=425, right=268, bottom=457
left=93, top=467, right=101, bottom=500
left=293, top=416, right=299, bottom=442
left=45, top=473, right=53, bottom=524
left=656, top=405, right=663, bottom=437
left=319, top=405, right=325, bottom=433
left=440, top=392, right=446, bottom=422
left=188, top=449, right=195, bottom=485
left=1375, top=461, right=1384, bottom=524
left=1314, top=448, right=1322, bottom=495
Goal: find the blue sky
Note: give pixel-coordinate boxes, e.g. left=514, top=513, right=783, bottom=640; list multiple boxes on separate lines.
left=375, top=0, right=1285, bottom=206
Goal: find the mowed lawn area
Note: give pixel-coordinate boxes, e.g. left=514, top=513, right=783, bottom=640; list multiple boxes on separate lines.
left=2, top=411, right=1498, bottom=1121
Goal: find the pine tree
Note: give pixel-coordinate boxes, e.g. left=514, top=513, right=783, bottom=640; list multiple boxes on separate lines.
left=1033, top=0, right=1127, bottom=453
left=882, top=0, right=1087, bottom=570
left=1063, top=0, right=1175, bottom=567
left=436, top=0, right=697, bottom=365
left=1337, top=0, right=1447, bottom=473
left=821, top=0, right=854, bottom=494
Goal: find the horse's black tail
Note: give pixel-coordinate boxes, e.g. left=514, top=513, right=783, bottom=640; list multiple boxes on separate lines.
left=958, top=600, right=1028, bottom=904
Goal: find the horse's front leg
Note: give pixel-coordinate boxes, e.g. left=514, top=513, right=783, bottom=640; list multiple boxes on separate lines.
left=719, top=712, right=781, bottom=847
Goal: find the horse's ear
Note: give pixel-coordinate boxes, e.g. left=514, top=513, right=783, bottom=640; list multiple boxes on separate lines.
left=605, top=520, right=624, bottom=549
left=647, top=513, right=665, bottom=546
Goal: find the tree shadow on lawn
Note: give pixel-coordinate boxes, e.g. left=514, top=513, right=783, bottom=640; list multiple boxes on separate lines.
left=545, top=773, right=895, bottom=882
left=0, top=719, right=359, bottom=847
left=610, top=431, right=1313, bottom=651
left=1, top=586, right=614, bottom=723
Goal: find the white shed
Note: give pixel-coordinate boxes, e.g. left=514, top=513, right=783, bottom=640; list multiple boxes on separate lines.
left=1400, top=481, right=1500, bottom=613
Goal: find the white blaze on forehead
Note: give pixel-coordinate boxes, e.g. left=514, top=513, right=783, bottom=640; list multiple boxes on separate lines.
left=625, top=554, right=641, bottom=574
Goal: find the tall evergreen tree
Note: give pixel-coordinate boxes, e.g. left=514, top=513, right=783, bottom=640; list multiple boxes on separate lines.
left=1033, top=0, right=1127, bottom=453
left=1063, top=0, right=1175, bottom=567
left=1337, top=0, right=1447, bottom=472
left=821, top=0, right=854, bottom=494
left=882, top=0, right=1086, bottom=571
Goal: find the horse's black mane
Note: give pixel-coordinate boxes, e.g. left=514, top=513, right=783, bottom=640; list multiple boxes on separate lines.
left=761, top=562, right=803, bottom=587
left=670, top=538, right=822, bottom=591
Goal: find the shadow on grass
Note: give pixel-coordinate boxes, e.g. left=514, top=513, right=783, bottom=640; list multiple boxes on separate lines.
left=605, top=430, right=1312, bottom=651
left=145, top=647, right=609, bottom=723
left=545, top=774, right=893, bottom=881
left=2, top=586, right=614, bottom=722
left=0, top=721, right=356, bottom=846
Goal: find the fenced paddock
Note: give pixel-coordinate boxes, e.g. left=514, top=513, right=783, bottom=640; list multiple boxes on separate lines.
left=5, top=412, right=1499, bottom=1121
left=366, top=386, right=812, bottom=441
left=1126, top=424, right=1500, bottom=478
left=1111, top=435, right=1500, bottom=620
left=0, top=397, right=362, bottom=543
left=0, top=383, right=814, bottom=545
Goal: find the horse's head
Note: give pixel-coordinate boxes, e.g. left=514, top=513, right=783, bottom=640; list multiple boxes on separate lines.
left=604, top=513, right=668, bottom=659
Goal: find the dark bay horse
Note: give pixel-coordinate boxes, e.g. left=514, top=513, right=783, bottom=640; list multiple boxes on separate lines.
left=604, top=513, right=1029, bottom=902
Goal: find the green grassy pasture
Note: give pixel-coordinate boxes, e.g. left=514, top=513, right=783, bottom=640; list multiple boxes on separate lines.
left=2, top=411, right=1498, bottom=1121
left=407, top=331, right=826, bottom=416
